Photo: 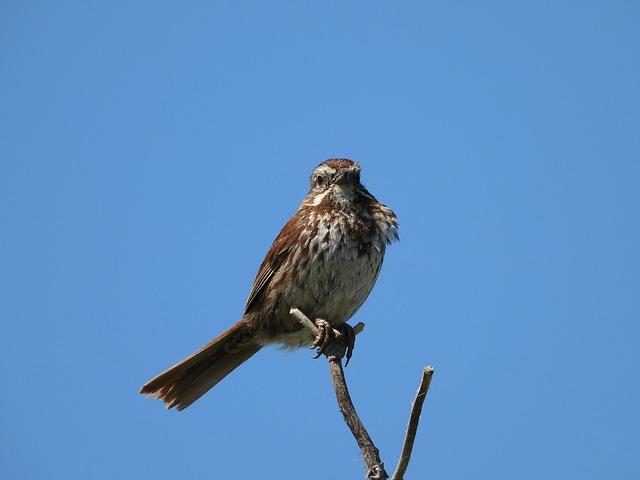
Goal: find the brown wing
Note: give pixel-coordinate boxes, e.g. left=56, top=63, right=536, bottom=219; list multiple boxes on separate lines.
left=244, top=213, right=301, bottom=314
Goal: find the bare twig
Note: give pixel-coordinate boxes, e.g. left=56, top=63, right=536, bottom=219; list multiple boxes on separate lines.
left=290, top=308, right=387, bottom=479
left=391, top=366, right=434, bottom=480
left=290, top=307, right=433, bottom=480
left=289, top=308, right=319, bottom=335
left=328, top=353, right=389, bottom=479
left=289, top=307, right=364, bottom=338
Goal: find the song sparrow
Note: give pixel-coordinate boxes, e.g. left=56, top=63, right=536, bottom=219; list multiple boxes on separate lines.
left=140, top=158, right=398, bottom=410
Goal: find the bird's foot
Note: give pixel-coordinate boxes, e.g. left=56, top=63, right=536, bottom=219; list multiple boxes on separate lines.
left=312, top=319, right=339, bottom=358
left=312, top=320, right=356, bottom=365
left=337, top=322, right=356, bottom=366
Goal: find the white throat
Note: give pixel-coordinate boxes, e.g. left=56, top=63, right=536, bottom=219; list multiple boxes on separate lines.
left=330, top=184, right=357, bottom=205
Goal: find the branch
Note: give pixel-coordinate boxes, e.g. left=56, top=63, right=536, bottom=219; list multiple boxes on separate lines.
left=391, top=366, right=434, bottom=480
left=290, top=308, right=386, bottom=479
left=290, top=307, right=364, bottom=338
left=290, top=308, right=434, bottom=480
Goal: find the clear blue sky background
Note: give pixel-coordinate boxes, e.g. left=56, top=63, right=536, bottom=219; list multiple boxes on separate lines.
left=1, top=1, right=638, bottom=479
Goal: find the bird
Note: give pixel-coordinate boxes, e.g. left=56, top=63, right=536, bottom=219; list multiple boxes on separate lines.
left=140, top=158, right=398, bottom=410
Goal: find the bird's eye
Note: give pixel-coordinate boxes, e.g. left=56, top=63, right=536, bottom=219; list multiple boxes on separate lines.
left=315, top=174, right=326, bottom=187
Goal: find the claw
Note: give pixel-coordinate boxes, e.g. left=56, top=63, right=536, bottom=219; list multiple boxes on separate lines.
left=312, top=319, right=357, bottom=363
left=313, top=319, right=335, bottom=358
left=340, top=323, right=356, bottom=366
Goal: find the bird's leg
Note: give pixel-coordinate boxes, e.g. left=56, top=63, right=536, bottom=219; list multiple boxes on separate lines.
left=312, top=320, right=356, bottom=363
left=336, top=323, right=356, bottom=366
left=313, top=319, right=339, bottom=358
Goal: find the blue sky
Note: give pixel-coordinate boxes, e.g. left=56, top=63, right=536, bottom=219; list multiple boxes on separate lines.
left=1, top=1, right=639, bottom=479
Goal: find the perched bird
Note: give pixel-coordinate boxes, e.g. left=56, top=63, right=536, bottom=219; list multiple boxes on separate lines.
left=140, top=158, right=398, bottom=410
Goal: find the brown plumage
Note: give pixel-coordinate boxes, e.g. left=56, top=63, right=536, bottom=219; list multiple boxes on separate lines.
left=140, top=320, right=260, bottom=410
left=140, top=158, right=398, bottom=410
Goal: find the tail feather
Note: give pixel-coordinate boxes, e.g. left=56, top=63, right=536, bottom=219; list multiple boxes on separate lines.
left=140, top=319, right=261, bottom=410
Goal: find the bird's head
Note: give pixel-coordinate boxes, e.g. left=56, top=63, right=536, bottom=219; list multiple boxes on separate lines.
left=304, top=158, right=372, bottom=208
left=309, top=158, right=362, bottom=190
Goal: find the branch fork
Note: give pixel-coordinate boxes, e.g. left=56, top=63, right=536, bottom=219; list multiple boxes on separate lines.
left=290, top=308, right=434, bottom=480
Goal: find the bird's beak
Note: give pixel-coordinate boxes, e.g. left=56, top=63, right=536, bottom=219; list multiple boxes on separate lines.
left=334, top=170, right=348, bottom=184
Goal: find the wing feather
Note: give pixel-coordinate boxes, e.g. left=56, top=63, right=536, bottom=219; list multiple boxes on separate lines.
left=243, top=214, right=300, bottom=314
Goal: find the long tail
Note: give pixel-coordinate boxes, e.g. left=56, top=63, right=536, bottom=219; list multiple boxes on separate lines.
left=140, top=319, right=261, bottom=411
